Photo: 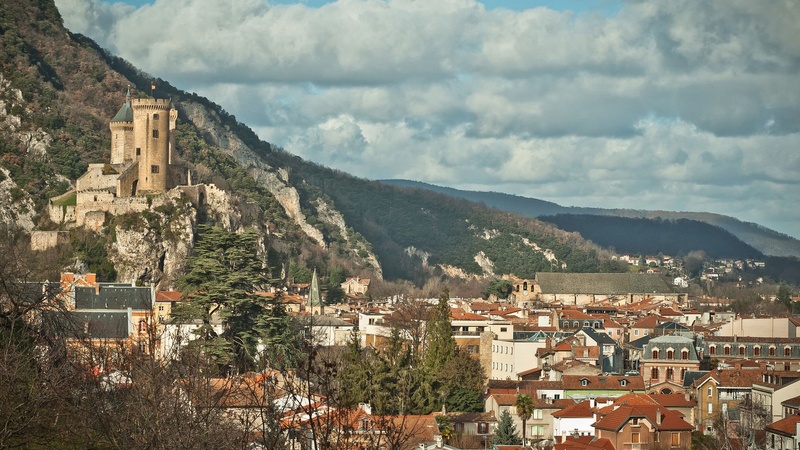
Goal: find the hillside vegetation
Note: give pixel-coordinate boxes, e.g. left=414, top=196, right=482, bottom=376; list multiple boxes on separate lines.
left=0, top=0, right=627, bottom=285
left=381, top=179, right=800, bottom=259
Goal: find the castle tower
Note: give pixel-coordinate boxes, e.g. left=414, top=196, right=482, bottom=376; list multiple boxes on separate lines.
left=109, top=88, right=134, bottom=164
left=132, top=98, right=172, bottom=194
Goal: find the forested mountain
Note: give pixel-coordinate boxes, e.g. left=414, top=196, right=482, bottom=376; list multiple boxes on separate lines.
left=381, top=179, right=800, bottom=259
left=0, top=0, right=626, bottom=285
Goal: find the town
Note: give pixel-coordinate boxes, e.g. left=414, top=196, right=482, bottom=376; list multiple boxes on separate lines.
left=6, top=257, right=797, bottom=450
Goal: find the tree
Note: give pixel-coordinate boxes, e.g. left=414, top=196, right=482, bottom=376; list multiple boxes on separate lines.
left=492, top=410, right=522, bottom=445
left=173, top=225, right=294, bottom=373
left=777, top=283, right=793, bottom=311
left=515, top=393, right=535, bottom=445
left=440, top=351, right=485, bottom=413
left=423, top=289, right=457, bottom=373
left=482, top=278, right=513, bottom=300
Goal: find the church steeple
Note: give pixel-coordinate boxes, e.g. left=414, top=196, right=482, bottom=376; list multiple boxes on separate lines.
left=308, top=269, right=322, bottom=314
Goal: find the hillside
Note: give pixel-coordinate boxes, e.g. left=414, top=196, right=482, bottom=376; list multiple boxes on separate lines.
left=380, top=179, right=800, bottom=259
left=0, top=0, right=627, bottom=285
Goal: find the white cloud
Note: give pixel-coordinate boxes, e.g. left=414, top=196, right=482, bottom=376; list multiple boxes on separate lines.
left=55, top=0, right=800, bottom=238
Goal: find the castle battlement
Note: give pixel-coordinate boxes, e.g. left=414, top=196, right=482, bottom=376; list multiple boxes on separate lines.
left=131, top=98, right=173, bottom=110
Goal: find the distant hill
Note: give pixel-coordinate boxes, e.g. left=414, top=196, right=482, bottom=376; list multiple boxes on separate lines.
left=380, top=179, right=800, bottom=259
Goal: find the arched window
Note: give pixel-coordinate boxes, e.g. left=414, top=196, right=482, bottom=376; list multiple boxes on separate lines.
left=681, top=349, right=689, bottom=360
left=739, top=346, right=746, bottom=356
left=724, top=346, right=731, bottom=355
left=709, top=346, right=716, bottom=355
left=769, top=347, right=777, bottom=357
left=138, top=319, right=147, bottom=334
left=651, top=368, right=659, bottom=380
left=785, top=347, right=792, bottom=357
left=754, top=346, right=761, bottom=356
left=666, top=349, right=674, bottom=359
left=652, top=349, right=660, bottom=359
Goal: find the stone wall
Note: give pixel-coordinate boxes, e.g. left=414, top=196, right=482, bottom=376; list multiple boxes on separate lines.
left=30, top=230, right=69, bottom=251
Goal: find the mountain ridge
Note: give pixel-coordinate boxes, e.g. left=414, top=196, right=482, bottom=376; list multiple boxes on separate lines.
left=379, top=179, right=800, bottom=258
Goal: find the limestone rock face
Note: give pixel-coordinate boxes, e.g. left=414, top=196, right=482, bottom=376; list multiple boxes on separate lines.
left=110, top=195, right=197, bottom=290
left=0, top=167, right=35, bottom=231
left=314, top=198, right=382, bottom=278
left=180, top=101, right=327, bottom=248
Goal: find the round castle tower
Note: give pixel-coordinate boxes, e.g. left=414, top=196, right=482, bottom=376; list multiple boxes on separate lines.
left=132, top=98, right=172, bottom=194
left=109, top=88, right=134, bottom=164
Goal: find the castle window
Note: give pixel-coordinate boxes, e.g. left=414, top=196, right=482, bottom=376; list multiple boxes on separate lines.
left=151, top=165, right=160, bottom=173
left=152, top=130, right=159, bottom=138
left=153, top=113, right=159, bottom=120
left=136, top=148, right=141, bottom=156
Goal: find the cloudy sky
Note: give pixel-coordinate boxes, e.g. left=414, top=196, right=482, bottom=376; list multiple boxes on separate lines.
left=55, top=0, right=800, bottom=239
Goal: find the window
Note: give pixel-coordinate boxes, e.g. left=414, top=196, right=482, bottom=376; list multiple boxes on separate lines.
left=153, top=113, right=159, bottom=119
left=477, top=422, right=488, bottom=434
left=667, top=349, right=674, bottom=359
left=708, top=403, right=713, bottom=414
left=652, top=349, right=659, bottom=359
left=136, top=147, right=141, bottom=156
left=152, top=129, right=159, bottom=138
left=631, top=432, right=640, bottom=443
left=754, top=346, right=761, bottom=356
left=500, top=327, right=507, bottom=332
left=474, top=345, right=479, bottom=353
left=671, top=433, right=680, bottom=446
left=151, top=165, right=159, bottom=173
left=707, top=386, right=713, bottom=398
left=634, top=329, right=639, bottom=336
left=533, top=409, right=542, bottom=420
left=739, top=346, right=746, bottom=356
left=709, top=346, right=716, bottom=355
left=158, top=305, right=164, bottom=311
left=138, top=319, right=147, bottom=334
left=724, top=346, right=731, bottom=355
left=620, top=379, right=628, bottom=386
left=769, top=347, right=776, bottom=356
left=530, top=425, right=544, bottom=437
left=666, top=368, right=674, bottom=380
left=651, top=368, right=659, bottom=379
left=631, top=418, right=640, bottom=426
left=681, top=349, right=689, bottom=360
left=581, top=379, right=588, bottom=386
left=785, top=347, right=792, bottom=357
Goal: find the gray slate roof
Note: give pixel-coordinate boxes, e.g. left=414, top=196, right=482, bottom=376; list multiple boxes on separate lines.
left=74, top=285, right=152, bottom=310
left=111, top=89, right=133, bottom=122
left=536, top=273, right=672, bottom=295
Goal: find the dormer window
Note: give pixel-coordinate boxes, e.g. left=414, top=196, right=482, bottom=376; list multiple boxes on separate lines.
left=666, top=349, right=674, bottom=359
left=681, top=349, right=690, bottom=360
left=620, top=379, right=628, bottom=386
left=581, top=378, right=589, bottom=386
left=652, top=349, right=659, bottom=359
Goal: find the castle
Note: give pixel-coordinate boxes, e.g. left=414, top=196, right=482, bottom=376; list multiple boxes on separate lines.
left=48, top=90, right=188, bottom=229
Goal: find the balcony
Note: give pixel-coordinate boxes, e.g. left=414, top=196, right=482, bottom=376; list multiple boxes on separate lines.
left=452, top=330, right=481, bottom=336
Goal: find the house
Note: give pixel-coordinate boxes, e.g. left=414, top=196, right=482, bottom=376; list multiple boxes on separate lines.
left=561, top=375, right=646, bottom=400
left=640, top=335, right=701, bottom=395
left=751, top=374, right=800, bottom=425
left=574, top=327, right=624, bottom=373
left=704, top=336, right=800, bottom=371
left=691, top=365, right=765, bottom=434
left=341, top=277, right=370, bottom=295
left=448, top=412, right=496, bottom=448
left=765, top=415, right=800, bottom=450
left=552, top=399, right=597, bottom=442
left=592, top=403, right=693, bottom=450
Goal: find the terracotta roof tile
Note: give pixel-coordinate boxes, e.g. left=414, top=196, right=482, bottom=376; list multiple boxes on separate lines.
left=765, top=414, right=800, bottom=436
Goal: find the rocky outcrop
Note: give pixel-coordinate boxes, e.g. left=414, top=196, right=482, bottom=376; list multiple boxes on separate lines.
left=0, top=167, right=35, bottom=231
left=179, top=101, right=327, bottom=248
left=474, top=251, right=495, bottom=276
left=315, top=197, right=382, bottom=278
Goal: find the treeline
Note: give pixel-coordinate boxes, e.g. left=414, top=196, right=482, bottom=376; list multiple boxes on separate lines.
left=539, top=214, right=764, bottom=259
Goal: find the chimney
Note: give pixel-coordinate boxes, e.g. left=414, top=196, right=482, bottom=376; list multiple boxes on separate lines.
left=656, top=409, right=662, bottom=426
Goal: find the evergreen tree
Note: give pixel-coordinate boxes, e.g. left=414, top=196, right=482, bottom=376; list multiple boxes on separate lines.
left=173, top=225, right=294, bottom=372
left=441, top=351, right=486, bottom=412
left=423, top=288, right=457, bottom=373
left=492, top=410, right=522, bottom=445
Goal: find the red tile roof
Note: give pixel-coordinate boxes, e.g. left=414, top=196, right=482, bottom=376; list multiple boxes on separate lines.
left=552, top=400, right=595, bottom=418
left=155, top=291, right=182, bottom=302
left=594, top=405, right=692, bottom=432
left=765, top=414, right=800, bottom=436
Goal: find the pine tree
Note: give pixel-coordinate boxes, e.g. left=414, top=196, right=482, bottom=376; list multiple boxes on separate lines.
left=492, top=410, right=522, bottom=445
